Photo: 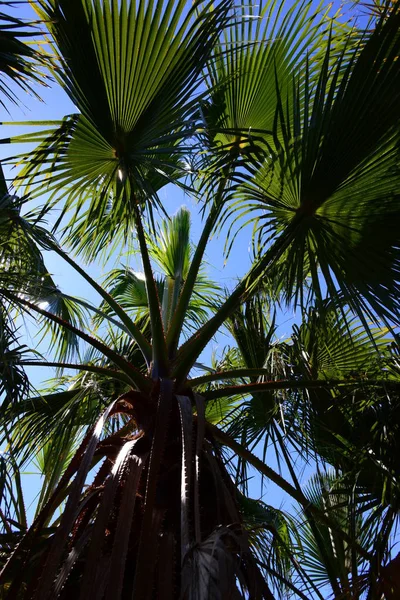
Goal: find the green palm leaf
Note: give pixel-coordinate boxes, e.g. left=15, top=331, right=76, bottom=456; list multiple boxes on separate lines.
left=0, top=169, right=92, bottom=364
left=290, top=303, right=391, bottom=381
left=293, top=470, right=398, bottom=597
left=239, top=495, right=297, bottom=595
left=283, top=306, right=400, bottom=512
left=0, top=305, right=31, bottom=408
left=235, top=3, right=400, bottom=324
left=201, top=0, right=341, bottom=157
left=33, top=427, right=81, bottom=516
left=0, top=448, right=27, bottom=569
left=0, top=5, right=47, bottom=107
left=6, top=0, right=231, bottom=250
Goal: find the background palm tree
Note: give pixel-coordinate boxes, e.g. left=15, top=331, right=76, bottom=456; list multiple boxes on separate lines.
left=0, top=0, right=400, bottom=598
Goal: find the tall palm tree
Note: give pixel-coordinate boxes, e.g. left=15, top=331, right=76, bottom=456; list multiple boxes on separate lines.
left=0, top=0, right=400, bottom=598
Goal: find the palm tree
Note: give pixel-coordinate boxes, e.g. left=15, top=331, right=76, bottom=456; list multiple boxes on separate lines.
left=0, top=0, right=400, bottom=597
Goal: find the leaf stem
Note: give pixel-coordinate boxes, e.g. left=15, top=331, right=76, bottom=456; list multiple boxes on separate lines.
left=201, top=378, right=400, bottom=401
left=18, top=361, right=133, bottom=385
left=132, top=200, right=169, bottom=378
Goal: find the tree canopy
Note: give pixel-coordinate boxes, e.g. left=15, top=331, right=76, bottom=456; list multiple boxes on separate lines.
left=0, top=0, right=400, bottom=598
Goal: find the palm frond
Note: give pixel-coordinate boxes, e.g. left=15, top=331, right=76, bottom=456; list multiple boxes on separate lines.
left=293, top=469, right=399, bottom=598
left=6, top=0, right=231, bottom=249
left=95, top=207, right=220, bottom=339
left=239, top=495, right=299, bottom=598
left=0, top=5, right=47, bottom=107
left=201, top=0, right=348, bottom=165
left=237, top=3, right=400, bottom=323
left=290, top=303, right=391, bottom=381
left=33, top=427, right=81, bottom=516
left=0, top=302, right=33, bottom=409
left=0, top=447, right=27, bottom=570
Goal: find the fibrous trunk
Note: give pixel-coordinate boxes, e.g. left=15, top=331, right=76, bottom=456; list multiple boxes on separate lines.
left=0, top=382, right=272, bottom=599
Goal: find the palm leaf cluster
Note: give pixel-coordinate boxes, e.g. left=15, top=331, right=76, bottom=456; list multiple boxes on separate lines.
left=0, top=3, right=47, bottom=108
left=0, top=0, right=400, bottom=598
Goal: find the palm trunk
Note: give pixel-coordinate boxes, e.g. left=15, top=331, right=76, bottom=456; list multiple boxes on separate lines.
left=1, top=386, right=274, bottom=599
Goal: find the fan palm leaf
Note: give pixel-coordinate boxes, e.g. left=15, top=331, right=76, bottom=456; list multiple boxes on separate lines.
left=294, top=470, right=399, bottom=599
left=285, top=305, right=400, bottom=511
left=201, top=0, right=349, bottom=159
left=234, top=3, right=400, bottom=323
left=4, top=0, right=231, bottom=253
